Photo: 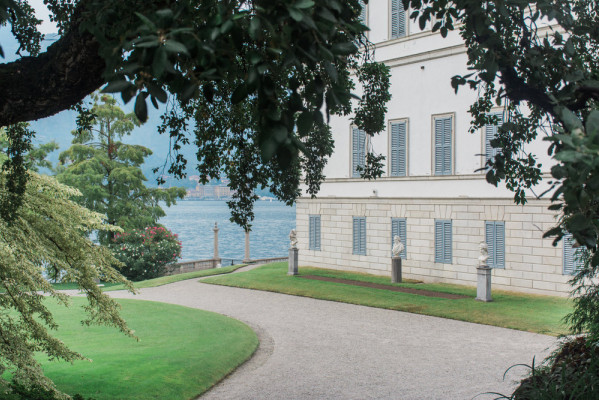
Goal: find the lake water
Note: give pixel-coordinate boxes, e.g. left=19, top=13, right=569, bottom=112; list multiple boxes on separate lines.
left=159, top=200, right=296, bottom=262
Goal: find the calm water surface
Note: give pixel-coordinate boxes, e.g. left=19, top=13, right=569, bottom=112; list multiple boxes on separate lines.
left=159, top=200, right=296, bottom=261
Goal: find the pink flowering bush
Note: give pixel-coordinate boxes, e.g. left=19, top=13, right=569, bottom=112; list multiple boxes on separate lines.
left=110, top=226, right=182, bottom=281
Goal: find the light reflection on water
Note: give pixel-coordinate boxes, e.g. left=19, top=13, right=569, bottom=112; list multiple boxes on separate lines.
left=158, top=200, right=296, bottom=261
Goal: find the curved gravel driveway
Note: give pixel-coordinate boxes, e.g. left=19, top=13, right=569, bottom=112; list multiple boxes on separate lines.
left=109, top=274, right=556, bottom=400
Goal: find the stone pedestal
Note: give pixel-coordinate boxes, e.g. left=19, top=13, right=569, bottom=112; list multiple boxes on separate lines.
left=243, top=230, right=251, bottom=263
left=476, top=266, right=493, bottom=302
left=391, top=257, right=402, bottom=283
left=288, top=248, right=298, bottom=276
left=213, top=222, right=221, bottom=267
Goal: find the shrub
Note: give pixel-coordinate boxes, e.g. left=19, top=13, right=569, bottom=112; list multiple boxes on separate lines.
left=110, top=226, right=182, bottom=281
left=501, top=336, right=599, bottom=400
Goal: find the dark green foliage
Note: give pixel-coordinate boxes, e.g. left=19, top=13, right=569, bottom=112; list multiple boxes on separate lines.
left=0, top=381, right=95, bottom=400
left=505, top=337, right=599, bottom=400
left=110, top=226, right=182, bottom=281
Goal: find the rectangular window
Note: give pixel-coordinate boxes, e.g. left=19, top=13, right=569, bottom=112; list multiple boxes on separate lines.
left=485, top=112, right=504, bottom=164
left=434, top=220, right=452, bottom=263
left=309, top=215, right=321, bottom=251
left=434, top=116, right=452, bottom=175
left=352, top=127, right=367, bottom=177
left=563, top=234, right=585, bottom=275
left=358, top=0, right=367, bottom=25
left=485, top=221, right=505, bottom=268
left=391, top=218, right=407, bottom=259
left=353, top=216, right=367, bottom=255
left=391, top=0, right=407, bottom=39
left=390, top=121, right=407, bottom=177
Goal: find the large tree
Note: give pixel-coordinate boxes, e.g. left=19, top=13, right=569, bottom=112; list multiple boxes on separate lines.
left=56, top=94, right=186, bottom=245
left=0, top=0, right=391, bottom=229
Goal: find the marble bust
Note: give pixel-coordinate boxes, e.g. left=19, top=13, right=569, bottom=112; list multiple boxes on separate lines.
left=392, top=235, right=404, bottom=257
left=478, top=241, right=489, bottom=266
left=289, top=229, right=298, bottom=249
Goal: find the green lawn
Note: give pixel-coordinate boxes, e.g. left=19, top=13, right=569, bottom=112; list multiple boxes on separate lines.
left=37, top=298, right=257, bottom=400
left=51, top=264, right=245, bottom=292
left=203, top=262, right=572, bottom=336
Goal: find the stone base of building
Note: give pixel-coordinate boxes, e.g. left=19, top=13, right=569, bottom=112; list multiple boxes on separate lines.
left=296, top=197, right=572, bottom=297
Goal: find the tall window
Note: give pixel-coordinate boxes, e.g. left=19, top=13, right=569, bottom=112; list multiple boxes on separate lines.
left=485, top=221, right=505, bottom=268
left=358, top=0, right=367, bottom=25
left=352, top=127, right=367, bottom=177
left=353, top=216, right=367, bottom=255
left=485, top=112, right=504, bottom=164
left=563, top=234, right=585, bottom=275
left=309, top=215, right=321, bottom=251
left=391, top=218, right=407, bottom=259
left=390, top=121, right=407, bottom=176
left=391, top=0, right=407, bottom=39
left=434, top=220, right=452, bottom=264
left=434, top=116, right=452, bottom=175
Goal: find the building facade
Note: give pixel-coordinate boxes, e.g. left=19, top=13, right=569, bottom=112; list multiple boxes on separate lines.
left=296, top=1, right=577, bottom=296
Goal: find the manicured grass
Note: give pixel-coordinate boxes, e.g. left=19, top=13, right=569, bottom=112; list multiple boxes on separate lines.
left=203, top=262, right=572, bottom=336
left=38, top=298, right=257, bottom=400
left=51, top=264, right=245, bottom=292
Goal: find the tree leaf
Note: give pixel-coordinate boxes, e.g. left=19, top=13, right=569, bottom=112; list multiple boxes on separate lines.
left=134, top=93, right=148, bottom=122
left=102, top=80, right=134, bottom=93
left=164, top=40, right=189, bottom=55
left=297, top=111, right=314, bottom=136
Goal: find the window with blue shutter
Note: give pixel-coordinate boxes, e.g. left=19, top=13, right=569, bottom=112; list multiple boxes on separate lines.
left=391, top=0, right=407, bottom=39
left=358, top=0, right=367, bottom=25
left=485, top=112, right=504, bottom=164
left=309, top=215, right=321, bottom=251
left=391, top=218, right=407, bottom=259
left=434, top=116, right=452, bottom=175
left=563, top=234, right=585, bottom=275
left=485, top=221, right=505, bottom=268
left=434, top=220, right=452, bottom=263
left=390, top=121, right=407, bottom=177
left=352, top=127, right=367, bottom=177
left=353, top=216, right=367, bottom=255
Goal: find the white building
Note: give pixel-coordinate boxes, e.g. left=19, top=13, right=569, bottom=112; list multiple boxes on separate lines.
left=296, top=1, right=579, bottom=296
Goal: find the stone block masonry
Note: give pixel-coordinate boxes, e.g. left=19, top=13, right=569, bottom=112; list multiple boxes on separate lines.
left=296, top=197, right=572, bottom=297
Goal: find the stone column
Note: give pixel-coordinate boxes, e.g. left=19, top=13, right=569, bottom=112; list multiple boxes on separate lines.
left=288, top=229, right=298, bottom=276
left=476, top=241, right=493, bottom=302
left=243, top=229, right=251, bottom=263
left=213, top=222, right=221, bottom=267
left=391, top=257, right=402, bottom=283
left=476, top=266, right=493, bottom=302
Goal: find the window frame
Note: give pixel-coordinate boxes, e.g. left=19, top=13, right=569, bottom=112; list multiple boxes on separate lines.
left=351, top=126, right=367, bottom=178
left=563, top=233, right=585, bottom=275
left=309, top=215, right=321, bottom=251
left=352, top=216, right=367, bottom=255
left=431, top=113, right=455, bottom=176
left=388, top=119, right=409, bottom=177
left=485, top=221, right=505, bottom=269
left=483, top=110, right=505, bottom=169
left=434, top=219, right=452, bottom=264
left=389, top=0, right=408, bottom=39
left=391, top=218, right=407, bottom=259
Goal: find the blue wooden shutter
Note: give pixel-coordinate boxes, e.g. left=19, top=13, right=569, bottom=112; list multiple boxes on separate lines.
left=391, top=0, right=406, bottom=39
left=352, top=127, right=366, bottom=177
left=494, top=222, right=505, bottom=268
left=353, top=217, right=360, bottom=254
left=434, top=220, right=444, bottom=262
left=315, top=216, right=321, bottom=250
left=485, top=112, right=504, bottom=164
left=390, top=121, right=407, bottom=176
left=360, top=217, right=367, bottom=255
left=434, top=119, right=444, bottom=175
left=485, top=221, right=495, bottom=267
left=308, top=215, right=316, bottom=250
left=442, top=117, right=452, bottom=175
left=391, top=218, right=407, bottom=259
left=359, top=0, right=367, bottom=24
left=443, top=221, right=452, bottom=263
left=563, top=234, right=576, bottom=275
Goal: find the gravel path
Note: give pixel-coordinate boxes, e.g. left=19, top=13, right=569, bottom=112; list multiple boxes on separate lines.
left=109, top=274, right=556, bottom=400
